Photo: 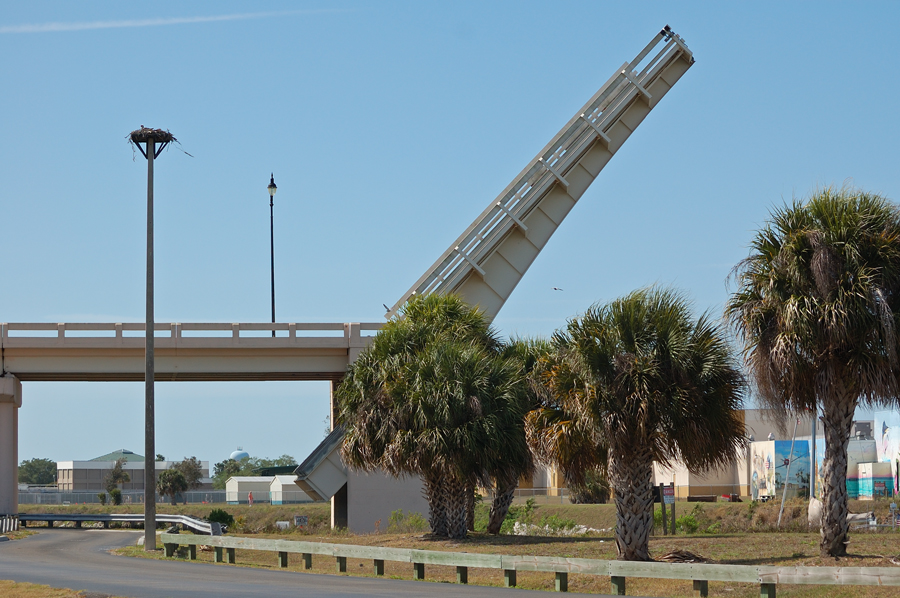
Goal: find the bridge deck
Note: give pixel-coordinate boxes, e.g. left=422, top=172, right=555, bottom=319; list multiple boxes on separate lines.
left=0, top=322, right=382, bottom=381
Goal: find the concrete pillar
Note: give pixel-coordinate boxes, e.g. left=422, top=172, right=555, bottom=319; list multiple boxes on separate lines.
left=0, top=375, right=21, bottom=516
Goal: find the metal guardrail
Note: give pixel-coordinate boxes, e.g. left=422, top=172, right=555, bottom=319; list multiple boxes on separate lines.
left=160, top=533, right=900, bottom=595
left=0, top=514, right=18, bottom=533
left=19, top=490, right=323, bottom=506
left=22, top=513, right=218, bottom=535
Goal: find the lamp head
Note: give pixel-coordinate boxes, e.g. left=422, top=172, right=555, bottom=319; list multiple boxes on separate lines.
left=267, top=173, right=277, bottom=197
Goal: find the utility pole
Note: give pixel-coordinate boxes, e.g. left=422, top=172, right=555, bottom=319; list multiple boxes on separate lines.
left=267, top=174, right=277, bottom=337
left=129, top=126, right=173, bottom=551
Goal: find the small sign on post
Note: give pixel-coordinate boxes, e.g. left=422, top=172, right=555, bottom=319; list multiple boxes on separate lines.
left=663, top=486, right=675, bottom=504
left=294, top=515, right=308, bottom=528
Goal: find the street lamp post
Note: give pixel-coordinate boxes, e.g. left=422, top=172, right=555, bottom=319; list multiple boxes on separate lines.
left=267, top=174, right=277, bottom=338
left=129, top=126, right=174, bottom=552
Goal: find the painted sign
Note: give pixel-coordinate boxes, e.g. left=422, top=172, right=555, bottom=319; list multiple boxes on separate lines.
left=751, top=440, right=811, bottom=501
left=663, top=486, right=675, bottom=504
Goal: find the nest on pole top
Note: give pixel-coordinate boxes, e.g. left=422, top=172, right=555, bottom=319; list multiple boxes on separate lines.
left=129, top=126, right=175, bottom=144
left=128, top=126, right=176, bottom=159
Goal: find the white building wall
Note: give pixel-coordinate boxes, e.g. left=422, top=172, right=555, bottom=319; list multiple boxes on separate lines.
left=346, top=470, right=429, bottom=533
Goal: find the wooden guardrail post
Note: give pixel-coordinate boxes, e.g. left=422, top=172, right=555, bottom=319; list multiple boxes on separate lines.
left=456, top=566, right=468, bottom=584
left=164, top=543, right=177, bottom=557
left=504, top=569, right=517, bottom=587
left=413, top=562, right=425, bottom=581
left=760, top=582, right=776, bottom=598
left=555, top=572, right=568, bottom=592
left=374, top=559, right=385, bottom=576
left=693, top=579, right=708, bottom=597
left=336, top=556, right=347, bottom=573
left=214, top=547, right=224, bottom=563
left=226, top=547, right=236, bottom=564
left=611, top=575, right=626, bottom=595
left=188, top=545, right=197, bottom=561
left=278, top=551, right=288, bottom=568
left=301, top=553, right=312, bottom=570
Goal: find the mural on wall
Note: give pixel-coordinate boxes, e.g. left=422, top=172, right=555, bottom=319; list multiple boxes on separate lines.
left=814, top=438, right=877, bottom=499
left=874, top=410, right=900, bottom=496
left=750, top=440, right=810, bottom=500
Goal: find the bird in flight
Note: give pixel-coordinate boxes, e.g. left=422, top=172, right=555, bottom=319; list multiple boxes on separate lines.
left=383, top=303, right=391, bottom=312
left=552, top=287, right=564, bottom=291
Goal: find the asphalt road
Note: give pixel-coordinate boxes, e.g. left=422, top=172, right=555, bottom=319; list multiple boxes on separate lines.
left=0, top=529, right=574, bottom=598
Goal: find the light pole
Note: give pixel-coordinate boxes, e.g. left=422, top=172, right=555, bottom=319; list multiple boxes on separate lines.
left=268, top=174, right=277, bottom=338
left=129, top=126, right=173, bottom=552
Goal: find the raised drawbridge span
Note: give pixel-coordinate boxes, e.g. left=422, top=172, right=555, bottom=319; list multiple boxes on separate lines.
left=388, top=25, right=693, bottom=321
left=1, top=27, right=694, bottom=523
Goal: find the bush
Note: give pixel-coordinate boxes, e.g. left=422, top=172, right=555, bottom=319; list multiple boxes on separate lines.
left=676, top=513, right=699, bottom=534
left=109, top=488, right=122, bottom=506
left=97, top=493, right=107, bottom=506
left=207, top=508, right=234, bottom=528
left=387, top=509, right=428, bottom=533
left=537, top=513, right=578, bottom=532
left=499, top=497, right=536, bottom=534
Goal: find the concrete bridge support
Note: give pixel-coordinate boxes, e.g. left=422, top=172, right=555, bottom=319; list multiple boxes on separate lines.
left=0, top=375, right=21, bottom=516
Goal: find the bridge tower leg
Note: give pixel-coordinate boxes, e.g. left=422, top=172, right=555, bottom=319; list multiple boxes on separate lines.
left=0, top=375, right=21, bottom=516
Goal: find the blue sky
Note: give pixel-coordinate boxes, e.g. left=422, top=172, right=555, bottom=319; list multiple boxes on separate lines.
left=2, top=2, right=899, bottom=465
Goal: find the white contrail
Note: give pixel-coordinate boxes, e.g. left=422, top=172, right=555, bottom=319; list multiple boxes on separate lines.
left=0, top=9, right=345, bottom=34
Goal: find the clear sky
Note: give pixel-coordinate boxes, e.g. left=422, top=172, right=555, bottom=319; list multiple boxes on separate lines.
left=2, top=2, right=898, bottom=466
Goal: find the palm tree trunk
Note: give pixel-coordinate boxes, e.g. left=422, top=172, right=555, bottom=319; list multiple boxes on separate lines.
left=820, top=386, right=856, bottom=557
left=444, top=475, right=468, bottom=539
left=466, top=482, right=476, bottom=532
left=609, top=443, right=654, bottom=561
left=424, top=474, right=448, bottom=537
left=487, top=480, right=517, bottom=535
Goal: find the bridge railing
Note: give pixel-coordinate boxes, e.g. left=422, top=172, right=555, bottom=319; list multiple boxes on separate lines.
left=1, top=322, right=384, bottom=342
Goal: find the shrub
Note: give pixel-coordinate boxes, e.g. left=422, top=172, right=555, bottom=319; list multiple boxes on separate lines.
left=207, top=508, right=235, bottom=528
left=387, top=509, right=428, bottom=533
left=499, top=497, right=536, bottom=534
left=97, top=493, right=107, bottom=506
left=537, top=513, right=577, bottom=532
left=675, top=513, right=699, bottom=534
left=109, top=488, right=122, bottom=506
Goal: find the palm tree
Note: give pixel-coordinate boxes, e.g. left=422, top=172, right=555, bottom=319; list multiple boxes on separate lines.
left=479, top=338, right=549, bottom=534
left=727, top=187, right=900, bottom=557
left=337, top=294, right=531, bottom=539
left=525, top=398, right=608, bottom=501
left=539, top=287, right=746, bottom=561
left=157, top=469, right=187, bottom=506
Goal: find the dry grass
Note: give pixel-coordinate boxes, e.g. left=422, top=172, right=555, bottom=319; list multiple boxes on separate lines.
left=0, top=580, right=124, bottom=598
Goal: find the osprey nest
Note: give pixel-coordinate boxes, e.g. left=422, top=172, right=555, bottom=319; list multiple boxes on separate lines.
left=128, top=126, right=176, bottom=144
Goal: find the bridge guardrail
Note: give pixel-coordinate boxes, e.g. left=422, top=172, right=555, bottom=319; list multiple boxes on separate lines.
left=1, top=322, right=383, bottom=342
left=160, top=532, right=900, bottom=594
